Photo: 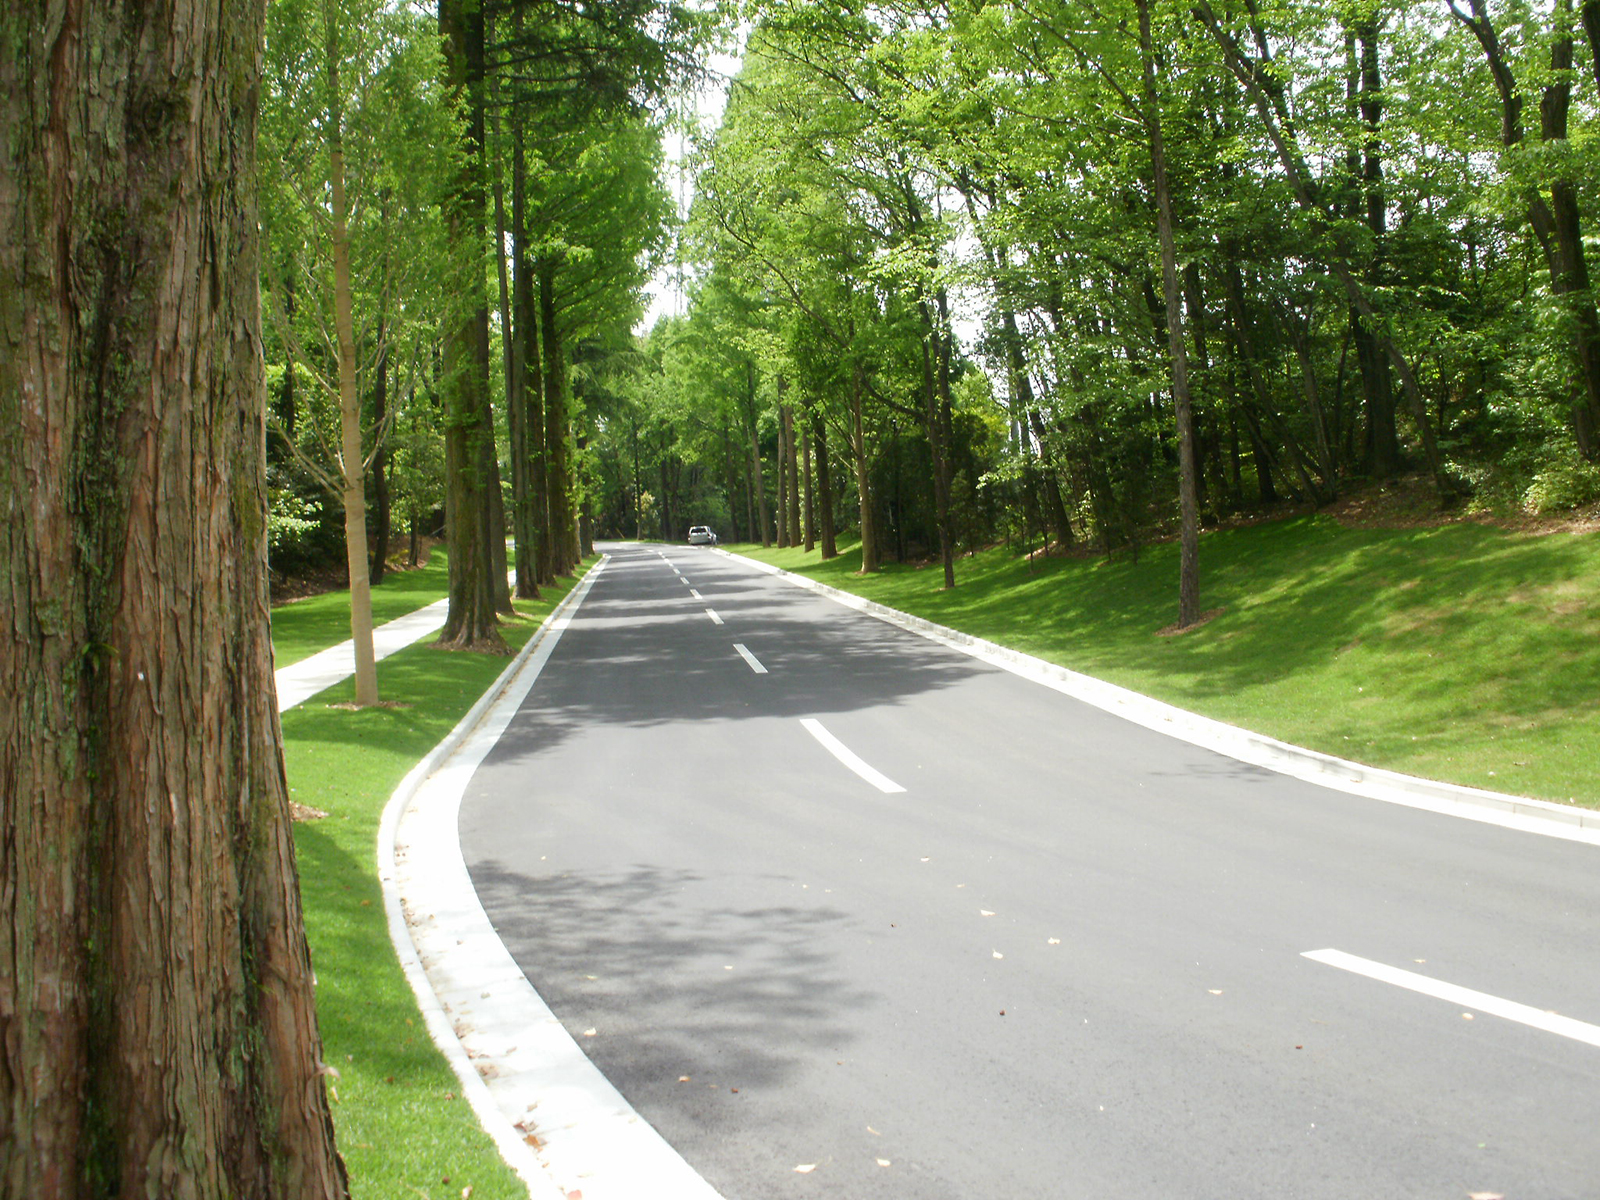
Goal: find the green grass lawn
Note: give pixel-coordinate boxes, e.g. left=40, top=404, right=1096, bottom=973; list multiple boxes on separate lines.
left=729, top=516, right=1600, bottom=807
left=277, top=563, right=592, bottom=1198
left=270, top=553, right=453, bottom=669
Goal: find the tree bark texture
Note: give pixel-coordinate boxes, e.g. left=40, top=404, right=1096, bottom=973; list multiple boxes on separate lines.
left=438, top=0, right=505, bottom=650
left=538, top=259, right=575, bottom=577
left=783, top=402, right=802, bottom=548
left=325, top=22, right=378, bottom=705
left=1139, top=0, right=1201, bottom=627
left=0, top=3, right=348, bottom=1196
left=812, top=409, right=837, bottom=558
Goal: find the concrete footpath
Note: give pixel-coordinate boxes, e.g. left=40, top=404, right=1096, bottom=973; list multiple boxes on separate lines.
left=274, top=598, right=451, bottom=712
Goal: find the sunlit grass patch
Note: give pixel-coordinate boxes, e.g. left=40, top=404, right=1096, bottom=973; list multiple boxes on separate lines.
left=730, top=518, right=1600, bottom=808
left=270, top=551, right=453, bottom=669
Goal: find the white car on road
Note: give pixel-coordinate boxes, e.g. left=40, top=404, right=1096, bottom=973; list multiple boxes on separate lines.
left=687, top=526, right=718, bottom=545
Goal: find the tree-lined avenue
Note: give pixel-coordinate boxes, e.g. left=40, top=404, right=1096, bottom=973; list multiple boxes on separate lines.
left=456, top=543, right=1600, bottom=1198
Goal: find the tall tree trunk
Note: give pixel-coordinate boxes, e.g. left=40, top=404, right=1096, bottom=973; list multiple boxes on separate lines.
left=370, top=313, right=391, bottom=585
left=438, top=0, right=504, bottom=650
left=775, top=391, right=790, bottom=548
left=813, top=409, right=838, bottom=558
left=0, top=1, right=348, bottom=1194
left=784, top=402, right=803, bottom=547
left=1139, top=0, right=1201, bottom=627
left=851, top=359, right=879, bottom=573
left=538, top=259, right=574, bottom=577
left=801, top=423, right=815, bottom=552
left=748, top=402, right=771, bottom=547
left=1349, top=20, right=1400, bottom=478
left=325, top=10, right=378, bottom=704
left=491, top=60, right=537, bottom=601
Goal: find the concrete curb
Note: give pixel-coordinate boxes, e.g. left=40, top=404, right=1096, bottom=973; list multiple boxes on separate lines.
left=377, top=556, right=725, bottom=1200
left=716, top=548, right=1600, bottom=847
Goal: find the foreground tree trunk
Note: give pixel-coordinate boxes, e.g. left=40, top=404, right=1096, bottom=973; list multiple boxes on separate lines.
left=0, top=3, right=348, bottom=1196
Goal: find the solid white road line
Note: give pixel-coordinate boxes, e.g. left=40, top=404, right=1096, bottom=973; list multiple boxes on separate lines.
left=732, top=643, right=767, bottom=673
left=1303, top=948, right=1600, bottom=1049
left=706, top=609, right=724, bottom=626
left=800, top=718, right=907, bottom=794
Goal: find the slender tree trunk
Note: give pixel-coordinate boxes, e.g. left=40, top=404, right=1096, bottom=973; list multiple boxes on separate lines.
left=784, top=402, right=803, bottom=547
left=370, top=315, right=391, bottom=585
left=801, top=422, right=815, bottom=551
left=324, top=14, right=379, bottom=704
left=538, top=259, right=574, bottom=577
left=438, top=0, right=504, bottom=650
left=1139, top=0, right=1200, bottom=627
left=775, top=391, right=791, bottom=548
left=813, top=409, right=838, bottom=558
left=749, top=404, right=771, bottom=547
left=1349, top=20, right=1400, bottom=478
left=491, top=64, right=537, bottom=600
left=0, top=1, right=347, bottom=1194
left=851, top=360, right=879, bottom=573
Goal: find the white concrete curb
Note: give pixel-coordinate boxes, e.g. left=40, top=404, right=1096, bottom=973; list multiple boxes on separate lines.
left=716, top=548, right=1600, bottom=848
left=377, top=556, right=725, bottom=1200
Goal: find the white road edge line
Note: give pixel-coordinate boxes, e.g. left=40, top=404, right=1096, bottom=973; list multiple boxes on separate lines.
left=381, top=554, right=725, bottom=1200
left=801, top=718, right=907, bottom=794
left=711, top=549, right=1600, bottom=847
left=705, top=609, right=723, bottom=626
left=732, top=642, right=767, bottom=673
left=1303, top=948, right=1600, bottom=1049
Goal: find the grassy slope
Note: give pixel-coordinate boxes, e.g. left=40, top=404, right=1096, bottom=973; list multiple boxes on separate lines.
left=270, top=553, right=453, bottom=669
left=730, top=516, right=1600, bottom=807
left=278, top=565, right=591, bottom=1198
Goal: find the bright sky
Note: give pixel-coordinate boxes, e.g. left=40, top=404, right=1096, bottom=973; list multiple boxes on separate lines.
left=638, top=47, right=743, bottom=332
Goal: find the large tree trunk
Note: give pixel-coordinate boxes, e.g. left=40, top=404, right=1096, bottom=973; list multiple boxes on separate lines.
left=0, top=3, right=347, bottom=1196
left=1139, top=0, right=1201, bottom=627
left=801, top=423, right=815, bottom=552
left=438, top=0, right=504, bottom=650
left=775, top=391, right=790, bottom=548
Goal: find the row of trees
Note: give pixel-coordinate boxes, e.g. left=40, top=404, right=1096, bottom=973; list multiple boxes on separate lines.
left=589, top=0, right=1600, bottom=628
left=261, top=0, right=707, bottom=691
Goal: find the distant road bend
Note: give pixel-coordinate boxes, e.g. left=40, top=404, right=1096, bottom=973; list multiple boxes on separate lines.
left=458, top=541, right=1600, bottom=1199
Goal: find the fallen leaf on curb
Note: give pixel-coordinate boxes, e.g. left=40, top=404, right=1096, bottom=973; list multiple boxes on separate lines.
left=867, top=1126, right=880, bottom=1135
left=678, top=1076, right=691, bottom=1082
left=1209, top=990, right=1223, bottom=995
left=582, top=1028, right=597, bottom=1037
left=793, top=1164, right=816, bottom=1174
left=1468, top=1193, right=1504, bottom=1200
left=1047, top=938, right=1060, bottom=945
left=876, top=1158, right=891, bottom=1167
left=992, top=950, right=1004, bottom=959
left=980, top=910, right=995, bottom=917
left=1462, top=1013, right=1475, bottom=1021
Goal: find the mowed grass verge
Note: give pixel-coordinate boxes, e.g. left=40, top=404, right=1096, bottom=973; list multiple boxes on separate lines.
left=270, top=552, right=452, bottom=669
left=730, top=516, right=1600, bottom=807
left=275, top=562, right=593, bottom=1198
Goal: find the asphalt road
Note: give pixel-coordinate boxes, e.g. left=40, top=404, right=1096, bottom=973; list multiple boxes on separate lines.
left=457, top=541, right=1600, bottom=1199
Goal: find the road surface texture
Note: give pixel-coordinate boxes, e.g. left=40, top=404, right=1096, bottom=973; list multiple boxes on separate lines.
left=457, top=542, right=1600, bottom=1199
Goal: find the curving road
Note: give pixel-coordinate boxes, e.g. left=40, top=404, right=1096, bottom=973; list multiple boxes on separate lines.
left=457, top=541, right=1600, bottom=1199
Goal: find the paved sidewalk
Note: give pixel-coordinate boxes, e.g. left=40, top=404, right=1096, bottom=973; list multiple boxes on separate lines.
left=274, top=598, right=449, bottom=712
